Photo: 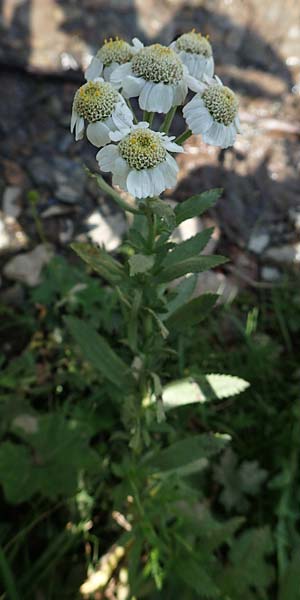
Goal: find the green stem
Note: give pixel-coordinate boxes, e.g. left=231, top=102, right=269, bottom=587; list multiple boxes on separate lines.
left=89, top=171, right=141, bottom=215
left=145, top=203, right=157, bottom=251
left=0, top=544, right=21, bottom=600
left=143, top=111, right=154, bottom=126
left=175, top=128, right=192, bottom=145
left=160, top=106, right=177, bottom=133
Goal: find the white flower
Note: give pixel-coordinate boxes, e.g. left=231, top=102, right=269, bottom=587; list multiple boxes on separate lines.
left=85, top=37, right=143, bottom=82
left=170, top=31, right=214, bottom=80
left=70, top=79, right=133, bottom=147
left=183, top=76, right=241, bottom=148
left=96, top=123, right=182, bottom=199
left=110, top=43, right=203, bottom=114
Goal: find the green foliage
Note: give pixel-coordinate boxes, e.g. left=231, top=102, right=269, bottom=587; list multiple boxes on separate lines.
left=174, top=189, right=222, bottom=225
left=156, top=254, right=227, bottom=283
left=166, top=293, right=218, bottom=330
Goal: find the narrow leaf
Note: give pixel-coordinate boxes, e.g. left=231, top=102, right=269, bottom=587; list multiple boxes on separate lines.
left=161, top=275, right=197, bottom=321
left=175, top=189, right=222, bottom=225
left=164, top=228, right=214, bottom=266
left=149, top=198, right=176, bottom=231
left=156, top=255, right=227, bottom=284
left=166, top=293, right=218, bottom=330
left=199, top=374, right=250, bottom=399
left=71, top=242, right=124, bottom=284
left=148, top=433, right=229, bottom=473
left=65, top=317, right=133, bottom=389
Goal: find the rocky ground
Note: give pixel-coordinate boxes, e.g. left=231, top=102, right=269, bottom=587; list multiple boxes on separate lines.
left=0, top=0, right=300, bottom=298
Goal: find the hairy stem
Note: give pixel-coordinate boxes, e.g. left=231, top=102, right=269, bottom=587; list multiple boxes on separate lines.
left=160, top=106, right=177, bottom=134
left=87, top=169, right=141, bottom=215
left=175, top=128, right=192, bottom=145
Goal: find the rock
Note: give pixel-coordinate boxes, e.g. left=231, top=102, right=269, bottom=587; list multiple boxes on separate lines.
left=0, top=283, right=25, bottom=307
left=41, top=204, right=74, bottom=218
left=85, top=209, right=127, bottom=251
left=59, top=219, right=74, bottom=244
left=264, top=243, right=300, bottom=265
left=27, top=156, right=54, bottom=187
left=261, top=266, right=281, bottom=281
left=53, top=157, right=86, bottom=204
left=2, top=186, right=22, bottom=218
left=248, top=231, right=270, bottom=254
left=0, top=211, right=28, bottom=254
left=3, top=244, right=53, bottom=286
left=288, top=208, right=300, bottom=232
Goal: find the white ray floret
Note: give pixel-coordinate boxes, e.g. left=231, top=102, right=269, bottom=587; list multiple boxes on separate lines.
left=183, top=76, right=241, bottom=148
left=85, top=37, right=143, bottom=82
left=96, top=123, right=182, bottom=199
left=170, top=30, right=214, bottom=80
left=111, top=43, right=203, bottom=114
left=70, top=79, right=134, bottom=147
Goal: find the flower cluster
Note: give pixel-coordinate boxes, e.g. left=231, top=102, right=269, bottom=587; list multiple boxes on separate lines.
left=71, top=32, right=241, bottom=199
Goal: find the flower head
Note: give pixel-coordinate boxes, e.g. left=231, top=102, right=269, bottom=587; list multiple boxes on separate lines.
left=71, top=79, right=134, bottom=146
left=183, top=76, right=240, bottom=148
left=171, top=30, right=214, bottom=79
left=111, top=43, right=203, bottom=114
left=85, top=37, right=143, bottom=82
left=96, top=123, right=182, bottom=198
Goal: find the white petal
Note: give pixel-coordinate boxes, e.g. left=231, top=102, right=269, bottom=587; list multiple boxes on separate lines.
left=186, top=74, right=207, bottom=93
left=138, top=81, right=156, bottom=111
left=85, top=57, right=103, bottom=81
left=162, top=137, right=183, bottom=153
left=215, top=75, right=223, bottom=86
left=234, top=115, right=242, bottom=133
left=96, top=145, right=120, bottom=171
left=103, top=62, right=119, bottom=81
left=123, top=75, right=145, bottom=97
left=70, top=109, right=77, bottom=133
left=132, top=37, right=144, bottom=51
left=172, top=80, right=188, bottom=106
left=110, top=63, right=133, bottom=89
left=86, top=122, right=110, bottom=147
left=75, top=116, right=84, bottom=141
left=202, top=121, right=229, bottom=147
left=158, top=155, right=178, bottom=189
left=112, top=101, right=134, bottom=129
left=110, top=128, right=130, bottom=142
left=112, top=157, right=130, bottom=189
left=183, top=100, right=213, bottom=134
left=127, top=169, right=152, bottom=199
left=206, top=57, right=215, bottom=78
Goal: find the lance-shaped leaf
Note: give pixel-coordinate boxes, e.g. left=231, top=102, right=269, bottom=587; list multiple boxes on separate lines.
left=65, top=317, right=134, bottom=390
left=161, top=274, right=197, bottom=321
left=163, top=227, right=214, bottom=267
left=71, top=242, right=124, bottom=284
left=162, top=374, right=250, bottom=411
left=175, top=189, right=222, bottom=225
left=149, top=198, right=176, bottom=231
left=156, top=255, right=227, bottom=284
left=147, top=433, right=229, bottom=474
left=166, top=293, right=218, bottom=330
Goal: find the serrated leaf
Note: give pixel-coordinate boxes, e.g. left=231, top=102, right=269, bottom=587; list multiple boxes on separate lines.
left=149, top=198, right=176, bottom=231
left=162, top=379, right=206, bottom=411
left=65, top=316, right=134, bottom=390
left=201, top=374, right=250, bottom=399
left=175, top=189, right=222, bottom=225
left=147, top=433, right=230, bottom=474
left=162, top=275, right=197, bottom=320
left=164, top=228, right=214, bottom=266
left=71, top=242, right=124, bottom=284
left=0, top=414, right=100, bottom=503
left=156, top=255, right=227, bottom=284
left=166, top=293, right=218, bottom=330
left=128, top=254, right=155, bottom=276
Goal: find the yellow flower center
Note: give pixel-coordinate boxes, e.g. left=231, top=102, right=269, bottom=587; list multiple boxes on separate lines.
left=119, top=129, right=166, bottom=170
left=132, top=44, right=184, bottom=84
left=73, top=81, right=119, bottom=123
left=176, top=31, right=212, bottom=58
left=202, top=85, right=238, bottom=126
left=97, top=37, right=134, bottom=66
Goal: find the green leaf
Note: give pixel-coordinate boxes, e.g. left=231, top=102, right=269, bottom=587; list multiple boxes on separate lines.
left=175, top=189, right=222, bottom=225
left=162, top=378, right=206, bottom=411
left=166, top=293, right=218, bottom=330
left=179, top=557, right=220, bottom=598
left=156, top=255, right=227, bottom=284
left=128, top=254, right=155, bottom=276
left=279, top=553, right=300, bottom=600
left=163, top=228, right=214, bottom=266
left=149, top=198, right=176, bottom=231
left=0, top=414, right=100, bottom=503
left=71, top=242, right=124, bottom=284
left=148, top=433, right=230, bottom=474
left=161, top=275, right=197, bottom=321
left=65, top=316, right=133, bottom=389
